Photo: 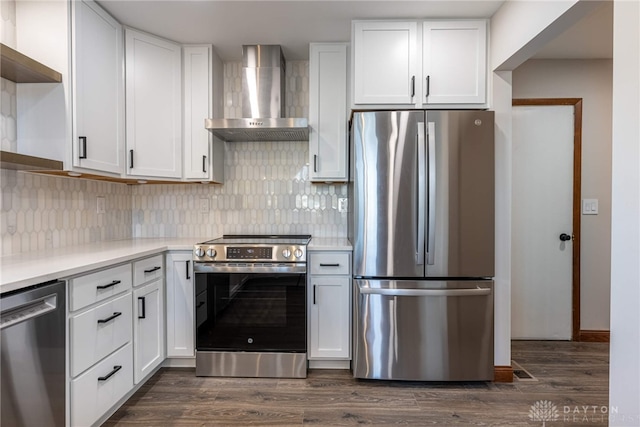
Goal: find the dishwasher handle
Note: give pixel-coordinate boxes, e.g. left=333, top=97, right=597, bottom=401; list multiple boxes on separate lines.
left=0, top=294, right=58, bottom=330
left=358, top=285, right=490, bottom=297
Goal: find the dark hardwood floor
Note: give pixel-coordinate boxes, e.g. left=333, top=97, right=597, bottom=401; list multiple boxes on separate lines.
left=105, top=341, right=609, bottom=426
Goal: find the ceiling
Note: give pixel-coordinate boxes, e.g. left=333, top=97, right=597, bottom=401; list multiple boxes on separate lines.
left=97, top=0, right=613, bottom=63
left=532, top=0, right=612, bottom=59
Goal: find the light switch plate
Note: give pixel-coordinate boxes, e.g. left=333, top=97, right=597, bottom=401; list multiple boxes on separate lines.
left=582, top=198, right=598, bottom=215
left=338, top=198, right=348, bottom=213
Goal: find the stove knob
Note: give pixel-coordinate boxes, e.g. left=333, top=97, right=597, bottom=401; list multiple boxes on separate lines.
left=282, top=248, right=292, bottom=259
left=194, top=247, right=205, bottom=257
left=206, top=248, right=217, bottom=258
left=294, top=248, right=303, bottom=258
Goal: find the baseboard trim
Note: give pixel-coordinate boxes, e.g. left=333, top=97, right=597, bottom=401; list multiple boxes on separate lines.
left=578, top=330, right=610, bottom=342
left=494, top=365, right=514, bottom=383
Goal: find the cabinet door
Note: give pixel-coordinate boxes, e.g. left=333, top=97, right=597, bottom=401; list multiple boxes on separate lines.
left=422, top=20, right=487, bottom=105
left=353, top=21, right=418, bottom=105
left=125, top=28, right=182, bottom=178
left=165, top=252, right=194, bottom=357
left=183, top=46, right=211, bottom=181
left=308, top=276, right=350, bottom=359
left=309, top=43, right=348, bottom=182
left=133, top=278, right=164, bottom=384
left=72, top=0, right=124, bottom=174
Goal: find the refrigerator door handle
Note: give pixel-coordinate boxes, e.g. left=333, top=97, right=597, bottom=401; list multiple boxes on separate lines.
left=427, top=121, right=436, bottom=265
left=416, top=122, right=426, bottom=265
left=358, top=284, right=491, bottom=297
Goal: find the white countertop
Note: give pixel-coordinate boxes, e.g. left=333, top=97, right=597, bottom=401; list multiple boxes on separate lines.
left=308, top=237, right=352, bottom=251
left=1, top=236, right=352, bottom=294
left=0, top=238, right=198, bottom=294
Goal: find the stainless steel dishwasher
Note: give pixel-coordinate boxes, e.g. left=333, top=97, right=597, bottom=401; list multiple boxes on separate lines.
left=1, top=280, right=66, bottom=426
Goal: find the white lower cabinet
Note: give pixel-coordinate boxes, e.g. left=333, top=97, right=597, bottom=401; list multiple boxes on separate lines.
left=132, top=255, right=165, bottom=383
left=68, top=254, right=166, bottom=426
left=70, top=292, right=132, bottom=377
left=71, top=342, right=133, bottom=427
left=68, top=262, right=134, bottom=427
left=307, top=251, right=352, bottom=366
left=133, top=278, right=164, bottom=383
left=165, top=252, right=195, bottom=358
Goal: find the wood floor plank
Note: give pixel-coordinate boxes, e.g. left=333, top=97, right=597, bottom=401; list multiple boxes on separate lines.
left=106, top=341, right=609, bottom=426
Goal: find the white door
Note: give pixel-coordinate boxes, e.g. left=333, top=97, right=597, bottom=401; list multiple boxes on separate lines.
left=512, top=105, right=574, bottom=340
left=353, top=21, right=418, bottom=105
left=308, top=276, right=350, bottom=359
left=309, top=43, right=348, bottom=182
left=422, top=20, right=487, bottom=105
left=133, top=279, right=164, bottom=383
left=165, top=252, right=194, bottom=357
left=125, top=28, right=182, bottom=178
left=72, top=0, right=124, bottom=174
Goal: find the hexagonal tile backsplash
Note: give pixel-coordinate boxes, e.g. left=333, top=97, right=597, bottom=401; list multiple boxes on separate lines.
left=1, top=60, right=347, bottom=256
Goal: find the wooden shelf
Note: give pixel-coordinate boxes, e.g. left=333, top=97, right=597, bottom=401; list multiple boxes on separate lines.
left=0, top=150, right=63, bottom=171
left=1, top=43, right=62, bottom=83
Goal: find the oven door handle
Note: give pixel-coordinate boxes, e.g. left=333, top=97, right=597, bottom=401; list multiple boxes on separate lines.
left=193, top=262, right=307, bottom=274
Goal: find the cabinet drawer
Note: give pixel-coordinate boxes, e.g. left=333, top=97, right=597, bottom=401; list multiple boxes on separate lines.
left=69, top=264, right=132, bottom=312
left=70, top=292, right=132, bottom=377
left=133, top=255, right=163, bottom=286
left=310, top=252, right=351, bottom=275
left=71, top=342, right=133, bottom=427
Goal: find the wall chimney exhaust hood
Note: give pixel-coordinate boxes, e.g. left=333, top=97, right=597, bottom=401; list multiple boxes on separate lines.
left=205, top=45, right=308, bottom=142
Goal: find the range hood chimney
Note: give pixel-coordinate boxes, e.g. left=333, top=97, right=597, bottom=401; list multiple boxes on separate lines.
left=205, top=45, right=309, bottom=142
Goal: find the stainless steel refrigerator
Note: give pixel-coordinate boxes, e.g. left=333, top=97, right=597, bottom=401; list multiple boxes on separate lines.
left=349, top=110, right=494, bottom=381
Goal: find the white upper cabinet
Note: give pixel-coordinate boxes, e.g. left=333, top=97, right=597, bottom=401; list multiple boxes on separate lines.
left=422, top=20, right=487, bottom=105
left=125, top=28, right=182, bottom=178
left=309, top=43, right=348, bottom=183
left=15, top=0, right=125, bottom=176
left=183, top=45, right=224, bottom=183
left=353, top=21, right=418, bottom=105
left=352, top=19, right=487, bottom=108
left=72, top=0, right=124, bottom=174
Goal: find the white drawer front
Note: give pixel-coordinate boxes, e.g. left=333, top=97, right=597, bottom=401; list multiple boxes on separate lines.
left=71, top=342, right=133, bottom=427
left=133, top=255, right=163, bottom=286
left=69, top=264, right=132, bottom=312
left=310, top=252, right=351, bottom=275
left=70, top=292, right=132, bottom=377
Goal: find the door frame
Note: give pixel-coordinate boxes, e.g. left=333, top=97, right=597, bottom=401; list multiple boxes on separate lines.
left=512, top=98, right=583, bottom=341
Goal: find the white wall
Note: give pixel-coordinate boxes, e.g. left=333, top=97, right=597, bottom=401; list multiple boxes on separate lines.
left=490, top=0, right=615, bottom=373
left=609, top=0, right=640, bottom=424
left=513, top=59, right=613, bottom=331
left=491, top=0, right=600, bottom=70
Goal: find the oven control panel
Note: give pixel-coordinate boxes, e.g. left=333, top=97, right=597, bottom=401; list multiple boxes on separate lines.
left=227, top=247, right=272, bottom=259
left=193, top=244, right=307, bottom=263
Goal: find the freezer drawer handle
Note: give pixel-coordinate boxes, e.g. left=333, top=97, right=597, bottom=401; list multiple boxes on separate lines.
left=96, top=280, right=121, bottom=290
left=98, top=365, right=122, bottom=382
left=359, top=286, right=490, bottom=297
left=97, top=312, right=122, bottom=324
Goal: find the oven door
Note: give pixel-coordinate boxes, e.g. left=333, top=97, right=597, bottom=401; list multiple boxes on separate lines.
left=195, top=265, right=306, bottom=353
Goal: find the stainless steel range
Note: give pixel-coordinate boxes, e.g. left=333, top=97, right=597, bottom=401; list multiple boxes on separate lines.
left=193, top=235, right=310, bottom=378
